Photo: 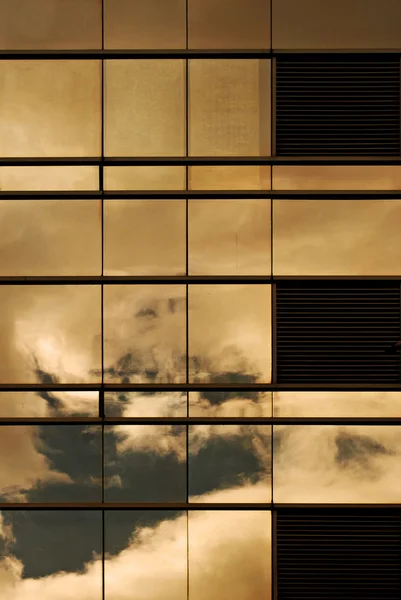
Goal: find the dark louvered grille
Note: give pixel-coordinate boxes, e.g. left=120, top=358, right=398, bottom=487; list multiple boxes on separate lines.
left=276, top=283, right=401, bottom=383
left=275, top=57, right=401, bottom=156
left=277, top=512, right=401, bottom=600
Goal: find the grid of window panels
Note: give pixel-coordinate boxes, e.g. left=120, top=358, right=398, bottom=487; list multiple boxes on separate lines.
left=1, top=1, right=401, bottom=600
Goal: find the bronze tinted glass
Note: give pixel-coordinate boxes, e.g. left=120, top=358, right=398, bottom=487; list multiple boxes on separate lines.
left=105, top=391, right=187, bottom=418
left=0, top=166, right=99, bottom=191
left=104, top=167, right=186, bottom=191
left=273, top=166, right=401, bottom=190
left=189, top=391, right=272, bottom=417
left=189, top=166, right=271, bottom=190
left=0, top=391, right=99, bottom=417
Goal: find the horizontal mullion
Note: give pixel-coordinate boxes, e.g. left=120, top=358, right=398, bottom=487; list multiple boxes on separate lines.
left=4, top=192, right=401, bottom=200
left=2, top=417, right=401, bottom=425
left=0, top=502, right=273, bottom=510
left=2, top=383, right=401, bottom=391
left=0, top=49, right=273, bottom=59
left=0, top=276, right=272, bottom=284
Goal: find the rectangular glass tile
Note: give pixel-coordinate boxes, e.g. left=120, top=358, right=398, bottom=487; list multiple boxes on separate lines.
left=0, top=286, right=101, bottom=383
left=0, top=166, right=99, bottom=191
left=104, top=425, right=186, bottom=502
left=273, top=199, right=401, bottom=275
left=103, top=285, right=186, bottom=384
left=273, top=166, right=401, bottom=190
left=104, top=200, right=186, bottom=275
left=189, top=165, right=271, bottom=190
left=189, top=391, right=271, bottom=417
left=0, top=60, right=101, bottom=157
left=0, top=200, right=102, bottom=275
left=105, top=60, right=186, bottom=157
left=0, top=391, right=99, bottom=417
left=189, top=59, right=270, bottom=156
left=105, top=391, right=187, bottom=417
left=188, top=199, right=271, bottom=275
left=189, top=285, right=271, bottom=383
left=104, top=166, right=186, bottom=191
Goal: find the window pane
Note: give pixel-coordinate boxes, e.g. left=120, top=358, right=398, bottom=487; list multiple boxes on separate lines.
left=104, top=200, right=186, bottom=275
left=104, top=425, right=186, bottom=502
left=188, top=199, right=271, bottom=275
left=0, top=391, right=99, bottom=417
left=273, top=200, right=401, bottom=275
left=0, top=0, right=102, bottom=49
left=103, top=285, right=186, bottom=384
left=105, top=392, right=187, bottom=417
left=0, top=166, right=99, bottom=191
left=104, top=0, right=186, bottom=49
left=189, top=166, right=271, bottom=190
left=0, top=511, right=102, bottom=593
left=0, top=200, right=101, bottom=276
left=189, top=511, right=271, bottom=600
left=189, top=425, right=271, bottom=502
left=273, top=425, right=401, bottom=502
left=273, top=166, right=401, bottom=191
left=189, top=391, right=271, bottom=417
left=189, top=60, right=270, bottom=156
left=104, top=166, right=186, bottom=191
left=105, top=60, right=186, bottom=157
left=273, top=392, right=401, bottom=418
left=0, top=61, right=101, bottom=157
left=188, top=0, right=270, bottom=49
left=273, top=0, right=401, bottom=49
left=0, top=286, right=101, bottom=383
left=0, top=426, right=101, bottom=503
left=105, top=511, right=187, bottom=600
left=189, top=285, right=271, bottom=383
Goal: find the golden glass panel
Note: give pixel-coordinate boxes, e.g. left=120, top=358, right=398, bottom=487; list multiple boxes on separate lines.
left=188, top=285, right=271, bottom=383
left=0, top=166, right=99, bottom=191
left=189, top=511, right=271, bottom=600
left=105, top=391, right=187, bottom=417
left=273, top=166, right=401, bottom=190
left=273, top=425, right=401, bottom=503
left=188, top=199, right=271, bottom=275
left=104, top=0, right=186, bottom=49
left=105, top=60, right=186, bottom=157
left=273, top=0, right=401, bottom=49
left=188, top=0, right=271, bottom=49
left=103, top=285, right=186, bottom=384
left=189, top=59, right=271, bottom=156
left=104, top=166, right=186, bottom=191
left=189, top=166, right=271, bottom=190
left=0, top=286, right=101, bottom=383
left=189, top=391, right=272, bottom=417
left=189, top=425, right=271, bottom=502
left=0, top=0, right=102, bottom=49
left=104, top=200, right=186, bottom=275
left=273, top=199, right=401, bottom=275
left=0, top=200, right=101, bottom=276
left=0, top=391, right=99, bottom=417
left=0, top=60, right=101, bottom=157
left=273, top=391, right=401, bottom=418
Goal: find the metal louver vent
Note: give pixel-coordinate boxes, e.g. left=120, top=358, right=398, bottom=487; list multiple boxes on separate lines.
left=275, top=56, right=401, bottom=156
left=276, top=512, right=401, bottom=600
left=276, top=283, right=401, bottom=383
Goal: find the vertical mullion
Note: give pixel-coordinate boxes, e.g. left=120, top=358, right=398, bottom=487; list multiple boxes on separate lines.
left=101, top=3, right=105, bottom=600
left=185, top=5, right=190, bottom=600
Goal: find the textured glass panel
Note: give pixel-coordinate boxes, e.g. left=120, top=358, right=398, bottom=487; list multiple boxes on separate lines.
left=189, top=60, right=270, bottom=156
left=105, top=60, right=186, bottom=157
left=105, top=511, right=187, bottom=600
left=189, top=511, right=271, bottom=600
left=0, top=0, right=102, bottom=49
left=188, top=199, right=271, bottom=275
left=189, top=0, right=270, bottom=49
left=104, top=425, right=186, bottom=502
left=104, top=200, right=186, bottom=275
left=189, top=391, right=271, bottom=417
left=189, top=166, right=271, bottom=190
left=273, top=425, right=401, bottom=503
left=0, top=391, right=99, bottom=417
left=0, top=166, right=99, bottom=191
left=189, top=425, right=271, bottom=502
left=104, top=0, right=186, bottom=49
left=189, top=285, right=271, bottom=383
left=105, top=392, right=187, bottom=417
left=0, top=511, right=102, bottom=589
left=273, top=200, right=401, bottom=275
left=273, top=166, right=401, bottom=191
left=0, top=200, right=101, bottom=276
left=104, top=166, right=186, bottom=191
left=273, top=392, right=401, bottom=418
left=0, top=426, right=101, bottom=503
left=0, top=286, right=101, bottom=383
left=0, top=61, right=101, bottom=157
left=273, top=0, right=401, bottom=49
left=104, top=285, right=186, bottom=384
